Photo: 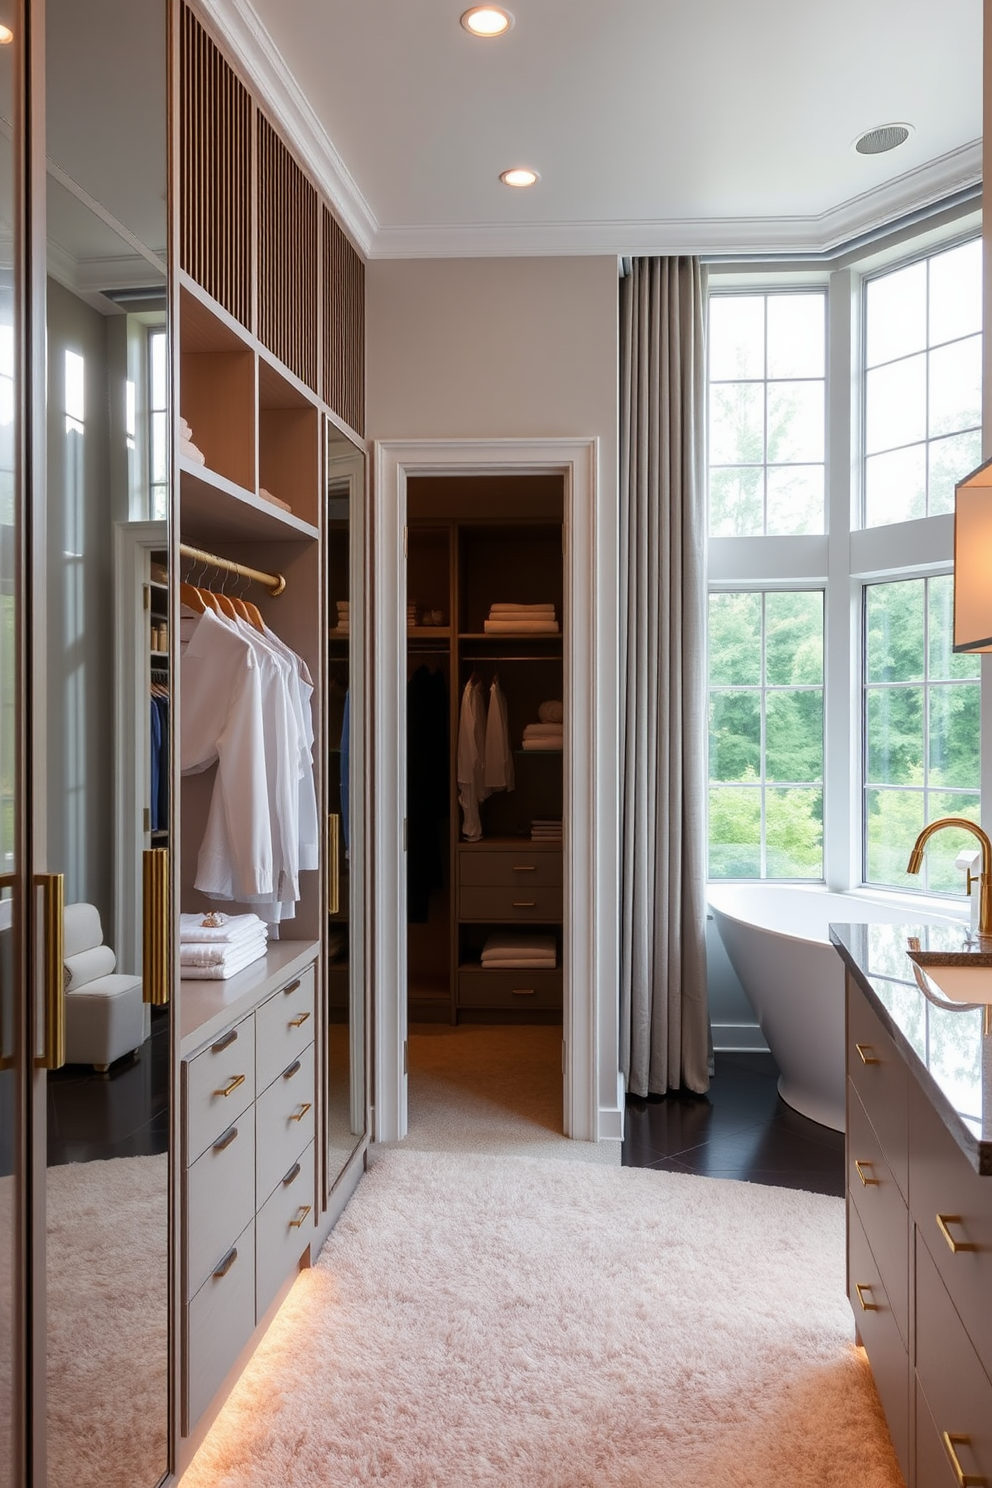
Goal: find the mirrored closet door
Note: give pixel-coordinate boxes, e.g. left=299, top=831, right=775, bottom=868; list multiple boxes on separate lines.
left=38, top=1, right=170, bottom=1484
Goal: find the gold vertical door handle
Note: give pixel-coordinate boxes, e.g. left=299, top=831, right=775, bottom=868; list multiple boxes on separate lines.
left=936, top=1213, right=977, bottom=1254
left=854, top=1160, right=878, bottom=1187
left=855, top=1043, right=879, bottom=1065
left=328, top=812, right=340, bottom=916
left=142, top=848, right=170, bottom=1005
left=854, top=1282, right=878, bottom=1312
left=34, top=873, right=65, bottom=1069
left=941, top=1432, right=985, bottom=1487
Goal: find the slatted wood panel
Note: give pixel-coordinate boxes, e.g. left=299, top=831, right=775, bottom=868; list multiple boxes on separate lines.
left=323, top=207, right=365, bottom=437
left=180, top=7, right=252, bottom=328
left=257, top=116, right=319, bottom=393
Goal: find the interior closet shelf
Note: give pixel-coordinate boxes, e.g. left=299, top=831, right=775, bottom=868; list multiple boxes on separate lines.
left=179, top=938, right=320, bottom=1055
left=514, top=748, right=562, bottom=755
left=409, top=626, right=451, bottom=639
left=180, top=460, right=319, bottom=543
left=458, top=632, right=562, bottom=641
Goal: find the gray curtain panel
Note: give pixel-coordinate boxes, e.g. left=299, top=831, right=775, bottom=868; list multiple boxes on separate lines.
left=620, top=256, right=710, bottom=1097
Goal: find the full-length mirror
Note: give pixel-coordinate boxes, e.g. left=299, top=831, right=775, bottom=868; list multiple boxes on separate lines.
left=326, top=421, right=366, bottom=1188
left=43, top=2, right=169, bottom=1485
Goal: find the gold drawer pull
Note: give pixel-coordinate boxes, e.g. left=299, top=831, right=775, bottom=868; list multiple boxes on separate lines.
left=211, top=1028, right=238, bottom=1054
left=215, top=1073, right=246, bottom=1098
left=213, top=1246, right=238, bottom=1279
left=937, top=1213, right=977, bottom=1254
left=854, top=1160, right=878, bottom=1187
left=284, top=1059, right=302, bottom=1079
left=854, top=1282, right=878, bottom=1312
left=213, top=1125, right=238, bottom=1153
left=512, top=865, right=536, bottom=872
left=289, top=1011, right=311, bottom=1029
left=512, top=989, right=536, bottom=996
left=283, top=979, right=302, bottom=996
left=942, top=1432, right=985, bottom=1487
left=512, top=901, right=537, bottom=908
left=283, top=1161, right=302, bottom=1186
left=855, top=1043, right=879, bottom=1065
left=289, top=1204, right=312, bottom=1230
left=290, top=1102, right=312, bottom=1123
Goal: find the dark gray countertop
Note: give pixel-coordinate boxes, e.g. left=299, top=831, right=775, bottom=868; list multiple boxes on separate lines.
left=830, top=920, right=992, bottom=1175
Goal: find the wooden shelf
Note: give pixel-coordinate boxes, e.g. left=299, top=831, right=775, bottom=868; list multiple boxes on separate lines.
left=180, top=460, right=319, bottom=543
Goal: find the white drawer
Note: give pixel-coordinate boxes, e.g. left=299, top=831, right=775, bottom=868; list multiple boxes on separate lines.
left=256, top=966, right=315, bottom=1093
left=185, top=1017, right=256, bottom=1163
left=185, top=1116, right=256, bottom=1300
left=255, top=1042, right=315, bottom=1204
left=185, top=1220, right=255, bottom=1433
left=255, top=1140, right=315, bottom=1320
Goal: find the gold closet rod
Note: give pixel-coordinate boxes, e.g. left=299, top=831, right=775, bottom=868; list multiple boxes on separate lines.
left=179, top=542, right=287, bottom=597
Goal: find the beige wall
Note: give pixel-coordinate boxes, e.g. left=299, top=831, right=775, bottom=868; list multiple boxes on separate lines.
left=365, top=256, right=618, bottom=462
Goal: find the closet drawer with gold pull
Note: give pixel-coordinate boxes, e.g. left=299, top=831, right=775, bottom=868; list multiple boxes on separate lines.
left=255, top=1042, right=316, bottom=1204
left=916, top=1231, right=992, bottom=1488
left=846, top=975, right=908, bottom=1199
left=847, top=1083, right=908, bottom=1347
left=458, top=967, right=563, bottom=1010
left=848, top=1200, right=909, bottom=1482
left=459, top=886, right=563, bottom=922
left=185, top=1117, right=256, bottom=1299
left=184, top=1016, right=256, bottom=1163
left=255, top=1141, right=315, bottom=1321
left=255, top=965, right=315, bottom=1092
left=185, top=1219, right=256, bottom=1433
left=458, top=849, right=563, bottom=888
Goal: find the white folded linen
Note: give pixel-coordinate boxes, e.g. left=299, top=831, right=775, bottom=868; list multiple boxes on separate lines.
left=180, top=933, right=268, bottom=968
left=522, top=739, right=562, bottom=750
left=180, top=437, right=206, bottom=466
left=523, top=723, right=564, bottom=737
left=483, top=620, right=559, bottom=633
left=489, top=603, right=556, bottom=614
left=538, top=700, right=564, bottom=723
left=481, top=957, right=557, bottom=969
left=64, top=944, right=117, bottom=989
left=482, top=932, right=556, bottom=957
left=179, top=911, right=267, bottom=944
left=180, top=938, right=268, bottom=979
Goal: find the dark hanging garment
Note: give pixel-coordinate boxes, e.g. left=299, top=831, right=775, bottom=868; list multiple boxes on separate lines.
left=155, top=693, right=169, bottom=831
left=407, top=664, right=449, bottom=922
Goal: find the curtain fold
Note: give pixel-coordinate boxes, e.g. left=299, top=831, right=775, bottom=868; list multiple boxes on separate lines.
left=619, top=256, right=710, bottom=1097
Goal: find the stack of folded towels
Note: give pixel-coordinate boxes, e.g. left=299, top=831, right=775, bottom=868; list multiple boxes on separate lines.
left=481, top=931, right=557, bottom=969
left=259, top=486, right=292, bottom=513
left=407, top=602, right=418, bottom=629
left=484, top=603, right=559, bottom=634
left=179, top=911, right=268, bottom=980
left=179, top=417, right=205, bottom=466
left=531, top=819, right=563, bottom=842
left=334, top=600, right=350, bottom=634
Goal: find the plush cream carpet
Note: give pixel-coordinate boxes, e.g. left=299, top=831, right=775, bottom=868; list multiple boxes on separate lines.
left=182, top=1148, right=902, bottom=1488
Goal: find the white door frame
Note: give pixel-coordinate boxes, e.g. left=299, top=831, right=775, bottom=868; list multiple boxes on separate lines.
left=371, top=437, right=623, bottom=1146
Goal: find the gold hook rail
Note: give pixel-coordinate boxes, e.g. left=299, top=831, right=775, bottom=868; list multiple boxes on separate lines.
left=179, top=542, right=286, bottom=597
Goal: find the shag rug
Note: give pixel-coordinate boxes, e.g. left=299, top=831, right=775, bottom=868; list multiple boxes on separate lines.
left=182, top=1148, right=902, bottom=1488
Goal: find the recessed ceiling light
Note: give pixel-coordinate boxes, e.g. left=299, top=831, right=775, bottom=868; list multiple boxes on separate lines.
left=0, top=25, right=13, bottom=44
left=854, top=123, right=913, bottom=155
left=500, top=167, right=539, bottom=188
left=461, top=7, right=514, bottom=37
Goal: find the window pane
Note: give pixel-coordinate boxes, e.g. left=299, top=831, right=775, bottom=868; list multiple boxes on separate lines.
left=864, top=445, right=926, bottom=527
left=866, top=580, right=925, bottom=683
left=866, top=688, right=924, bottom=784
left=766, top=294, right=824, bottom=379
left=766, top=690, right=823, bottom=782
left=766, top=465, right=824, bottom=535
left=928, top=335, right=982, bottom=440
left=865, top=788, right=924, bottom=887
left=710, top=381, right=764, bottom=466
left=925, top=794, right=982, bottom=892
left=765, top=788, right=822, bottom=877
left=150, top=411, right=168, bottom=487
left=928, top=429, right=982, bottom=517
left=708, top=787, right=761, bottom=878
left=765, top=591, right=823, bottom=684
left=929, top=239, right=982, bottom=347
left=709, top=296, right=764, bottom=380
left=150, top=328, right=167, bottom=409
left=709, top=691, right=760, bottom=780
left=929, top=574, right=981, bottom=680
left=709, top=465, right=763, bottom=537
left=767, top=380, right=824, bottom=463
left=865, top=259, right=927, bottom=367
left=708, top=592, right=761, bottom=685
left=865, top=354, right=927, bottom=454
left=929, top=684, right=981, bottom=788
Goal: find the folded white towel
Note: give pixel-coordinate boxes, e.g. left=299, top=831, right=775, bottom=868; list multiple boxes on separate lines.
left=482, top=932, right=556, bottom=956
left=180, top=932, right=268, bottom=968
left=523, top=723, right=564, bottom=737
left=180, top=938, right=268, bottom=980
left=180, top=437, right=206, bottom=466
left=481, top=957, right=557, bottom=969
left=538, top=701, right=564, bottom=724
left=489, top=603, right=556, bottom=614
left=483, top=620, right=559, bottom=634
left=179, top=911, right=267, bottom=944
left=64, top=944, right=117, bottom=989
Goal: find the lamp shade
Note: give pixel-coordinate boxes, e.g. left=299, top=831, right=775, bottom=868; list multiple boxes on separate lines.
left=954, top=456, right=992, bottom=652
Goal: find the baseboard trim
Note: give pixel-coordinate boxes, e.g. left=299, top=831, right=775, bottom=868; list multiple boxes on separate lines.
left=711, top=1023, right=770, bottom=1053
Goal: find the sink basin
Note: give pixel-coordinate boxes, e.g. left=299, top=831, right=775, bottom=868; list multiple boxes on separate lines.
left=905, top=948, right=992, bottom=1005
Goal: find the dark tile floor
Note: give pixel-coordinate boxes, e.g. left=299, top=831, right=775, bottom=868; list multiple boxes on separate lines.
left=47, top=1006, right=171, bottom=1166
left=622, top=1049, right=845, bottom=1197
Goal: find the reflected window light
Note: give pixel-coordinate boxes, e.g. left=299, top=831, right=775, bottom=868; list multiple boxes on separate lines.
left=126, top=378, right=136, bottom=453
left=148, top=326, right=168, bottom=521
left=65, top=348, right=84, bottom=433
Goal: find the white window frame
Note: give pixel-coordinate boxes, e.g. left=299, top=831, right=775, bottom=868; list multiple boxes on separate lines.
left=707, top=209, right=984, bottom=914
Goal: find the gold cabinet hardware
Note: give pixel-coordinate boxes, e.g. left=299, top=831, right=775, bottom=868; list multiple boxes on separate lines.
left=328, top=812, right=341, bottom=916
left=290, top=1102, right=312, bottom=1123
left=512, top=901, right=537, bottom=908
left=213, top=1246, right=238, bottom=1279
left=512, top=989, right=536, bottom=996
left=214, top=1073, right=246, bottom=1098
left=211, top=1028, right=238, bottom=1054
left=283, top=1161, right=302, bottom=1186
left=942, top=1432, right=985, bottom=1487
left=512, top=865, right=536, bottom=872
left=284, top=1059, right=302, bottom=1079
left=213, top=1126, right=239, bottom=1153
left=282, top=979, right=301, bottom=996
left=854, top=1160, right=878, bottom=1187
left=854, top=1282, right=878, bottom=1312
left=855, top=1043, right=879, bottom=1065
left=936, top=1213, right=977, bottom=1254
left=142, top=848, right=170, bottom=1005
left=289, top=1204, right=312, bottom=1229
left=289, top=1011, right=311, bottom=1029
left=35, top=873, right=65, bottom=1069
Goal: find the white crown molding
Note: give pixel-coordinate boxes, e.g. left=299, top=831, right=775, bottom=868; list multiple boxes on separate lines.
left=199, top=0, right=378, bottom=257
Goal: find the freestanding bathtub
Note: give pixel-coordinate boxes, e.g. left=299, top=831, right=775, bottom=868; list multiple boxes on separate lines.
left=708, top=884, right=962, bottom=1132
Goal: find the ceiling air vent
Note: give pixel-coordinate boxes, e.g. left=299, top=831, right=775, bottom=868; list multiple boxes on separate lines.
left=855, top=124, right=912, bottom=156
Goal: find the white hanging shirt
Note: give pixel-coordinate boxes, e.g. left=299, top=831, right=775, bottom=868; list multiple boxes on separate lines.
left=456, top=678, right=489, bottom=841
left=484, top=676, right=514, bottom=793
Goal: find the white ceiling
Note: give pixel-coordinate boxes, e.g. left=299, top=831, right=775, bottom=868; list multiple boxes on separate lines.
left=216, top=0, right=982, bottom=260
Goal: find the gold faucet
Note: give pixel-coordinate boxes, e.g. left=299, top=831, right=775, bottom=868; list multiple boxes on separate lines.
left=906, top=818, right=992, bottom=936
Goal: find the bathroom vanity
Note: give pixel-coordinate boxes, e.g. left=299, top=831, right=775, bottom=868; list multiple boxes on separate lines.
left=831, top=922, right=992, bottom=1488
